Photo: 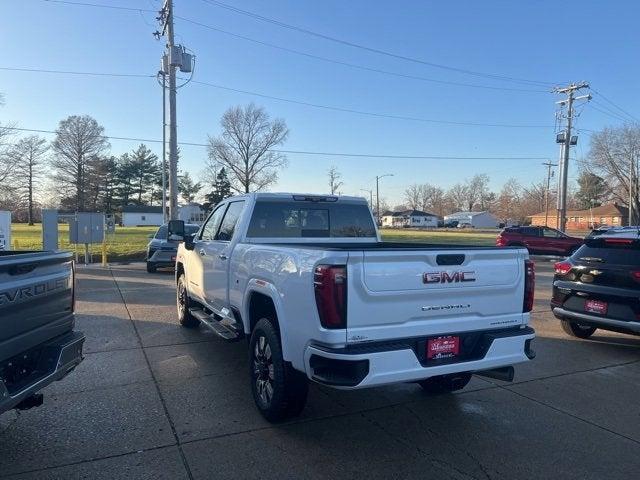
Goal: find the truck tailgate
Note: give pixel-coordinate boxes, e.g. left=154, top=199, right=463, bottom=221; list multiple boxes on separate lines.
left=0, top=251, right=75, bottom=360
left=346, top=248, right=527, bottom=343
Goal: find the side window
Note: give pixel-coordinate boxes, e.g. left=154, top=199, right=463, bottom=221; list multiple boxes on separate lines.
left=216, top=201, right=246, bottom=241
left=543, top=228, right=560, bottom=238
left=200, top=205, right=227, bottom=241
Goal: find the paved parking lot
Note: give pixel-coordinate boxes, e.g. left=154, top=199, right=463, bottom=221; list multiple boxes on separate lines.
left=1, top=259, right=639, bottom=479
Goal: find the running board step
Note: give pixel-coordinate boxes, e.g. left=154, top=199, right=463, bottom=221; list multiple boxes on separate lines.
left=189, top=308, right=243, bottom=341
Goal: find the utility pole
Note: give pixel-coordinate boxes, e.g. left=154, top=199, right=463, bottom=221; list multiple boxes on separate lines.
left=542, top=161, right=557, bottom=227
left=554, top=82, right=591, bottom=232
left=630, top=156, right=638, bottom=225
left=156, top=0, right=194, bottom=221
left=161, top=72, right=167, bottom=223
left=375, top=173, right=393, bottom=225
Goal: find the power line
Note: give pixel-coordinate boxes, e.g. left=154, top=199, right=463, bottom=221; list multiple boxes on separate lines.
left=1, top=65, right=555, bottom=128
left=41, top=0, right=558, bottom=88
left=4, top=127, right=549, bottom=160
left=188, top=78, right=554, bottom=128
left=591, top=89, right=640, bottom=123
left=589, top=101, right=633, bottom=124
left=174, top=16, right=548, bottom=93
left=199, top=0, right=557, bottom=88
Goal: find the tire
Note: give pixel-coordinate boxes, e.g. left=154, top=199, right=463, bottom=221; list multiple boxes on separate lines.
left=561, top=320, right=596, bottom=339
left=418, top=372, right=472, bottom=394
left=146, top=261, right=157, bottom=273
left=249, top=318, right=308, bottom=422
left=176, top=274, right=199, bottom=328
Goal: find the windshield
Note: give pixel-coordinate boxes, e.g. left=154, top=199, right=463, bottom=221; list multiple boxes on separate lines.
left=247, top=201, right=376, bottom=238
left=154, top=224, right=200, bottom=239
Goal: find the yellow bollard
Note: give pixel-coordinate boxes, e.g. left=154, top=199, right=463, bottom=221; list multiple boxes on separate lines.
left=101, top=242, right=107, bottom=267
left=13, top=238, right=19, bottom=250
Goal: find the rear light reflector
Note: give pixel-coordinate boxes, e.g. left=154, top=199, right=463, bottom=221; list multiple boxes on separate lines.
left=523, top=260, right=535, bottom=313
left=496, top=236, right=506, bottom=247
left=314, top=265, right=347, bottom=329
left=604, top=238, right=633, bottom=245
left=631, top=270, right=640, bottom=283
left=554, top=261, right=572, bottom=275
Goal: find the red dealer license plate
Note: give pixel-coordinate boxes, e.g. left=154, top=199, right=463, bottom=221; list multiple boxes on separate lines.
left=427, top=336, right=460, bottom=360
left=585, top=299, right=608, bottom=315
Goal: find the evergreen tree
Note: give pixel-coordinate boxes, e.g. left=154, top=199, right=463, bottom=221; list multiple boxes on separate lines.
left=203, top=167, right=232, bottom=211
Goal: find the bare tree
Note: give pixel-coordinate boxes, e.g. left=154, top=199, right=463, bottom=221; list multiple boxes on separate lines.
left=8, top=135, right=48, bottom=225
left=207, top=104, right=288, bottom=193
left=404, top=184, right=423, bottom=210
left=447, top=183, right=468, bottom=211
left=586, top=126, right=640, bottom=218
left=328, top=165, right=344, bottom=194
left=51, top=115, right=109, bottom=211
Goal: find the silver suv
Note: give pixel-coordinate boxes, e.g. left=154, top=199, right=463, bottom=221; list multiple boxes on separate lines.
left=146, top=223, right=200, bottom=273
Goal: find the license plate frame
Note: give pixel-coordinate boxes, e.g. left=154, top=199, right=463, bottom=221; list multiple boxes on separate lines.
left=585, top=299, right=608, bottom=315
left=427, top=336, right=460, bottom=360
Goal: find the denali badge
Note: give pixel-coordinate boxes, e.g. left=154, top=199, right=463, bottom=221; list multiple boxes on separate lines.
left=422, top=304, right=471, bottom=312
left=423, top=271, right=476, bottom=284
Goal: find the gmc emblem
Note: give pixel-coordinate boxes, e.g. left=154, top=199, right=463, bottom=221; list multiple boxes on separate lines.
left=423, top=271, right=476, bottom=284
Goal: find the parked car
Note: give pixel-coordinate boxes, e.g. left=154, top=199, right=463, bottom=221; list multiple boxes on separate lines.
left=146, top=223, right=200, bottom=273
left=496, top=226, right=583, bottom=256
left=551, top=229, right=640, bottom=339
left=586, top=225, right=613, bottom=238
left=0, top=250, right=84, bottom=414
left=171, top=193, right=536, bottom=422
left=443, top=220, right=459, bottom=228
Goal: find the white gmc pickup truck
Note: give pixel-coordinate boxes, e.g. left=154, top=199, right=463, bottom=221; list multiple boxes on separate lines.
left=170, top=193, right=535, bottom=421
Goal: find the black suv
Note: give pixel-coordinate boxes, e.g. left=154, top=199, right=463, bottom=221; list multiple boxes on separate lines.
left=551, top=229, right=640, bottom=338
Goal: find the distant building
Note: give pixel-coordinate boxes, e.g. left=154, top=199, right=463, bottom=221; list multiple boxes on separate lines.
left=529, top=203, right=629, bottom=229
left=178, top=203, right=207, bottom=225
left=444, top=211, right=499, bottom=228
left=381, top=210, right=439, bottom=228
left=121, top=206, right=164, bottom=227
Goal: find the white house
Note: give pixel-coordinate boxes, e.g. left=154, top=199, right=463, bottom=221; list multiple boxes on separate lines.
left=121, top=206, right=164, bottom=227
left=444, top=211, right=499, bottom=228
left=178, top=203, right=207, bottom=225
left=381, top=210, right=439, bottom=228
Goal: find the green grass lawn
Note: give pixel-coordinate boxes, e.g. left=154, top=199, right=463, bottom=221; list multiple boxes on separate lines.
left=10, top=224, right=500, bottom=262
left=380, top=228, right=498, bottom=245
left=11, top=223, right=157, bottom=261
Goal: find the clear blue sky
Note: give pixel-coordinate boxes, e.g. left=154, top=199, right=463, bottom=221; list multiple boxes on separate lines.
left=1, top=0, right=638, bottom=205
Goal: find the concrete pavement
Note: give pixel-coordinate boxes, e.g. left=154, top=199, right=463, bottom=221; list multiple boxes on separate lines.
left=1, top=261, right=639, bottom=479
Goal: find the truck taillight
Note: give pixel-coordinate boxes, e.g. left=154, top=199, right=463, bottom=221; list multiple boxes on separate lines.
left=496, top=236, right=506, bottom=247
left=71, top=260, right=76, bottom=313
left=523, top=260, right=535, bottom=313
left=631, top=270, right=640, bottom=283
left=314, top=265, right=347, bottom=329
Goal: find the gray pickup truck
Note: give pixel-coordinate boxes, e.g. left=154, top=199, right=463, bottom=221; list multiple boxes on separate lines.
left=0, top=250, right=84, bottom=414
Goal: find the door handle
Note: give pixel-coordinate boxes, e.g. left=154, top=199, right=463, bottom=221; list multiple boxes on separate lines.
left=199, top=249, right=207, bottom=256
left=218, top=254, right=228, bottom=260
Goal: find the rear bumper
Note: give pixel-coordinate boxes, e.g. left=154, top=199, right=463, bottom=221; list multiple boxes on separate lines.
left=304, top=327, right=535, bottom=388
left=0, top=331, right=85, bottom=413
left=552, top=307, right=640, bottom=334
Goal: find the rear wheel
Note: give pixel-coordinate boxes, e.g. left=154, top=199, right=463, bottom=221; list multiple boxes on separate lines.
left=249, top=318, right=308, bottom=422
left=418, top=372, right=472, bottom=394
left=146, top=261, right=157, bottom=273
left=177, top=274, right=199, bottom=328
left=561, top=320, right=596, bottom=338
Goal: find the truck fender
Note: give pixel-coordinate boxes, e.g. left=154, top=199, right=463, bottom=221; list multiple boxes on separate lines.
left=243, top=279, right=291, bottom=362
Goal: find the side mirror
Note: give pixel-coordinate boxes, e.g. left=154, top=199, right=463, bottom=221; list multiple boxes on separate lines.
left=184, top=233, right=196, bottom=251
left=168, top=220, right=185, bottom=238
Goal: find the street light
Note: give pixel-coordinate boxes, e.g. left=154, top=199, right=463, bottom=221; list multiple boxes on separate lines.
left=359, top=189, right=373, bottom=209
left=375, top=174, right=394, bottom=225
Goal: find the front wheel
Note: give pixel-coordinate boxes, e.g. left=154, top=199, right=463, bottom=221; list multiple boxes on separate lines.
left=418, top=373, right=472, bottom=394
left=146, top=261, right=157, bottom=273
left=561, top=320, right=596, bottom=338
left=177, top=274, right=199, bottom=328
left=249, top=318, right=308, bottom=422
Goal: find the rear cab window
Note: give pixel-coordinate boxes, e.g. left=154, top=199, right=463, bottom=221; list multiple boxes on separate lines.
left=247, top=200, right=376, bottom=238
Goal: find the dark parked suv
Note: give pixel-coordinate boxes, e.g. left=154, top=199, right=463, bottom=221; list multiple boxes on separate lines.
left=146, top=223, right=200, bottom=272
left=496, top=226, right=583, bottom=256
left=551, top=229, right=640, bottom=339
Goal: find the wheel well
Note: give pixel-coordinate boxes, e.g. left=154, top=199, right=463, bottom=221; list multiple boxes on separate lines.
left=248, top=292, right=278, bottom=332
left=176, top=262, right=185, bottom=282
left=508, top=242, right=524, bottom=247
